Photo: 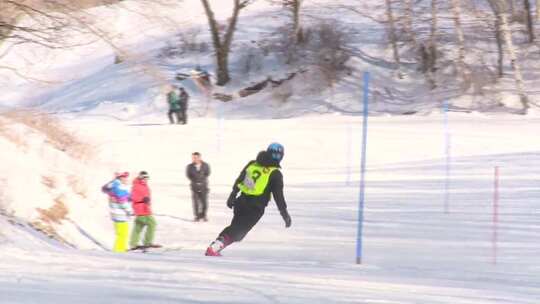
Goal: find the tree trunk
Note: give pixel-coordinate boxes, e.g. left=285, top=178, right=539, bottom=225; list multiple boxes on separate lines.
left=200, top=0, right=225, bottom=84
left=293, top=0, right=303, bottom=43
left=509, top=0, right=518, bottom=15
left=201, top=0, right=246, bottom=86
left=403, top=0, right=417, bottom=47
left=215, top=49, right=230, bottom=86
left=450, top=0, right=466, bottom=81
left=219, top=0, right=244, bottom=85
left=385, top=0, right=402, bottom=78
left=222, top=0, right=242, bottom=53
left=536, top=0, right=540, bottom=20
left=425, top=0, right=438, bottom=88
left=498, top=9, right=529, bottom=113
left=488, top=0, right=529, bottom=113
left=523, top=0, right=535, bottom=42
left=429, top=0, right=438, bottom=69
left=494, top=16, right=504, bottom=78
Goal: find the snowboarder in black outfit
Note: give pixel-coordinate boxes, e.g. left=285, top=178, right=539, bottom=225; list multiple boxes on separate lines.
left=178, top=87, right=189, bottom=124
left=186, top=152, right=211, bottom=221
left=205, top=143, right=291, bottom=256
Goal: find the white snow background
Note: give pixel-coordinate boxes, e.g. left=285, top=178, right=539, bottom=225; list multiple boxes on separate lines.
left=0, top=0, right=539, bottom=303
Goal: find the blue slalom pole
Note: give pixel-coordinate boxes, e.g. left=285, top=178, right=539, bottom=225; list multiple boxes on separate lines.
left=356, top=72, right=370, bottom=265
left=443, top=100, right=451, bottom=214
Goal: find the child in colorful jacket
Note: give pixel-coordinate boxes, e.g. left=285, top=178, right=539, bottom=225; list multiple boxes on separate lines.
left=130, top=171, right=160, bottom=250
left=103, top=172, right=133, bottom=253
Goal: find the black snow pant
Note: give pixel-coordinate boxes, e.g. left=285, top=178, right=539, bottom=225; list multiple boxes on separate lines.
left=180, top=107, right=188, bottom=124
left=192, top=189, right=208, bottom=219
left=168, top=110, right=182, bottom=124
left=219, top=198, right=265, bottom=242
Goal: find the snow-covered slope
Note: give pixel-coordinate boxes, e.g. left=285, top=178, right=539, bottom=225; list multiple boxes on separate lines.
left=1, top=113, right=540, bottom=303
left=1, top=1, right=540, bottom=303
left=0, top=113, right=119, bottom=249
left=6, top=0, right=538, bottom=119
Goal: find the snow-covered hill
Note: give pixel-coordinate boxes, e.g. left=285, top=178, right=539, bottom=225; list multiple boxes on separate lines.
left=0, top=112, right=117, bottom=249
left=3, top=0, right=538, bottom=119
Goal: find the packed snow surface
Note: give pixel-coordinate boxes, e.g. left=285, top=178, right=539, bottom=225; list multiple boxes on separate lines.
left=1, top=0, right=539, bottom=303
left=1, top=113, right=539, bottom=304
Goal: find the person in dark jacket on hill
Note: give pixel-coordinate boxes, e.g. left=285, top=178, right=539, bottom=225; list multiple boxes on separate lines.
left=178, top=87, right=189, bottom=124
left=167, top=86, right=182, bottom=124
left=205, top=143, right=292, bottom=256
left=130, top=171, right=160, bottom=250
left=186, top=152, right=211, bottom=222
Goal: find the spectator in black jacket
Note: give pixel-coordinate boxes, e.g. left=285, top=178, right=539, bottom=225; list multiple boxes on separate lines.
left=186, top=152, right=211, bottom=221
left=178, top=87, right=189, bottom=125
left=205, top=143, right=291, bottom=256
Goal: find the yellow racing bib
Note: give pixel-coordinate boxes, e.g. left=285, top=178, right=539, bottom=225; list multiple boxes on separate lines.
left=237, top=163, right=278, bottom=196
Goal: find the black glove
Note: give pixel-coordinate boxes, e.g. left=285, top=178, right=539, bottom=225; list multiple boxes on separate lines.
left=142, top=197, right=150, bottom=204
left=101, top=184, right=111, bottom=194
left=280, top=209, right=292, bottom=228
left=226, top=194, right=237, bottom=209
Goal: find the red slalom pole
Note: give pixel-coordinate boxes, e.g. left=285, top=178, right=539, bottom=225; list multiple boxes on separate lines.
left=492, top=166, right=500, bottom=265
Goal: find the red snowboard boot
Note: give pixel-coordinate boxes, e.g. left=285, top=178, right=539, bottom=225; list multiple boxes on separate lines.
left=205, top=246, right=222, bottom=256
left=205, top=235, right=232, bottom=257
left=205, top=239, right=224, bottom=256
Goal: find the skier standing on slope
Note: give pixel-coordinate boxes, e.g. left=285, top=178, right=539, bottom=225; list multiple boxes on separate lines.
left=130, top=171, right=161, bottom=250
left=205, top=143, right=292, bottom=256
left=102, top=172, right=133, bottom=253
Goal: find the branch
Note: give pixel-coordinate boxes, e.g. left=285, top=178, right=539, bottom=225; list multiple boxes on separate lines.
left=201, top=0, right=223, bottom=48
left=0, top=0, right=73, bottom=48
left=223, top=0, right=244, bottom=50
left=334, top=4, right=386, bottom=23
left=239, top=0, right=255, bottom=9
left=4, top=0, right=65, bottom=21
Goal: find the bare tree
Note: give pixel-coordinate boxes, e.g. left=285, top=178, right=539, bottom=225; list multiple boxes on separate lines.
left=402, top=0, right=417, bottom=47
left=284, top=0, right=304, bottom=43
left=268, top=0, right=304, bottom=43
left=0, top=1, right=17, bottom=45
left=385, top=0, right=402, bottom=78
left=509, top=0, right=515, bottom=14
left=488, top=0, right=529, bottom=113
left=493, top=9, right=504, bottom=77
left=450, top=0, right=467, bottom=81
left=0, top=0, right=76, bottom=81
left=201, top=0, right=254, bottom=85
left=523, top=0, right=535, bottom=42
left=537, top=0, right=540, bottom=20
left=0, top=0, right=71, bottom=49
left=417, top=0, right=438, bottom=89
left=426, top=0, right=438, bottom=88
left=1, top=0, right=177, bottom=84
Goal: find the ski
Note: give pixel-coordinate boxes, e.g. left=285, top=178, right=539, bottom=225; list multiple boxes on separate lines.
left=129, top=245, right=182, bottom=254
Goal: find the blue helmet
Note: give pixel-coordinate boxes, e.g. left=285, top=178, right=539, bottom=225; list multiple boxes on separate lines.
left=267, top=142, right=284, bottom=162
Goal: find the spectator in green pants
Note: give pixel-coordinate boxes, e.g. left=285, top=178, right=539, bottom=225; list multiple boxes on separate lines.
left=130, top=171, right=161, bottom=250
